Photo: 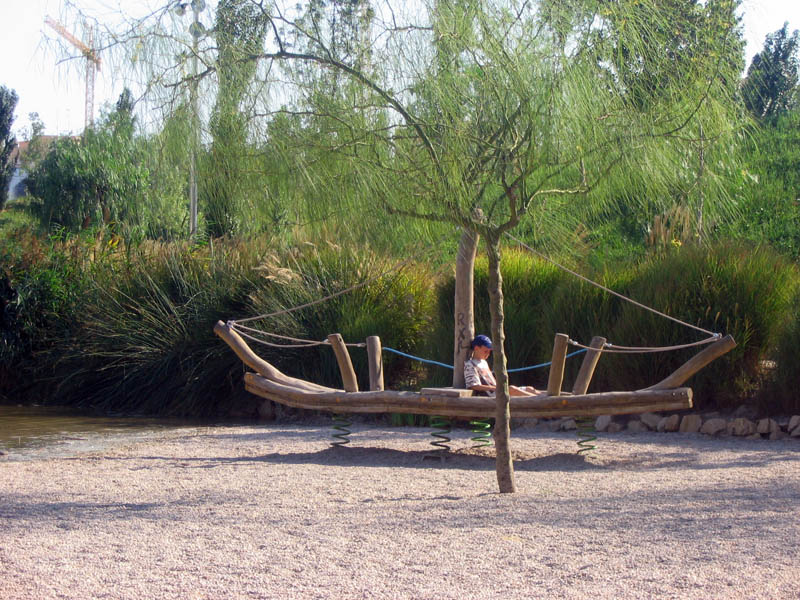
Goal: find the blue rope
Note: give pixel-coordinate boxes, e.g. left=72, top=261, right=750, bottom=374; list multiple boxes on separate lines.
left=508, top=349, right=587, bottom=372
left=383, top=347, right=454, bottom=369
left=382, top=347, right=587, bottom=372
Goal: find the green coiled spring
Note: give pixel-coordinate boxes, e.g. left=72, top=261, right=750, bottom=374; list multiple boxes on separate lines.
left=429, top=415, right=452, bottom=452
left=576, top=416, right=597, bottom=455
left=469, top=418, right=493, bottom=448
left=330, top=414, right=352, bottom=447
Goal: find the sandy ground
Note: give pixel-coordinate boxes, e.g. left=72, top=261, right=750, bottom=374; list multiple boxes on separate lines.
left=1, top=420, right=799, bottom=600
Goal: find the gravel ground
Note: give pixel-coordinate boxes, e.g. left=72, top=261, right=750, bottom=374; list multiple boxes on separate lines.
left=1, top=420, right=799, bottom=599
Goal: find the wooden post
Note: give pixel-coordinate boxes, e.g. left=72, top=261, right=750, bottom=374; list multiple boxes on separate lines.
left=647, top=334, right=736, bottom=390
left=453, top=228, right=479, bottom=388
left=571, top=336, right=606, bottom=395
left=366, top=335, right=384, bottom=391
left=213, top=320, right=332, bottom=392
left=546, top=333, right=570, bottom=397
left=328, top=333, right=359, bottom=392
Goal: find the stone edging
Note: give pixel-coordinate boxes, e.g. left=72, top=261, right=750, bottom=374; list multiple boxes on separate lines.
left=532, top=412, right=800, bottom=440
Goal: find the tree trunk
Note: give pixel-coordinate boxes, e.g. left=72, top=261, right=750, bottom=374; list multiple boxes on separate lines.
left=453, top=228, right=479, bottom=388
left=486, top=234, right=516, bottom=493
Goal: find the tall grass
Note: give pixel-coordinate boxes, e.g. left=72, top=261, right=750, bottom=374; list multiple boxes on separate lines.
left=22, top=237, right=436, bottom=415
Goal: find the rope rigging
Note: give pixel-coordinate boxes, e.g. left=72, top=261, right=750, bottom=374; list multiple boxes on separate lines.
left=505, top=232, right=722, bottom=353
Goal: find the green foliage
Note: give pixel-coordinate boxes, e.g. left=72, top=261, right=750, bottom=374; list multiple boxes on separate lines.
left=243, top=241, right=437, bottom=390
left=718, top=107, right=800, bottom=258
left=145, top=104, right=193, bottom=240
left=601, top=244, right=797, bottom=408
left=26, top=100, right=150, bottom=235
left=595, top=0, right=744, bottom=112
left=741, top=23, right=800, bottom=120
left=47, top=240, right=262, bottom=415
left=0, top=85, right=18, bottom=210
left=24, top=92, right=190, bottom=241
left=205, top=0, right=269, bottom=237
left=3, top=229, right=800, bottom=415
left=0, top=227, right=100, bottom=394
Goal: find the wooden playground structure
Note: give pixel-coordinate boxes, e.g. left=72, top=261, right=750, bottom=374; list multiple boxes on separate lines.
left=214, top=320, right=736, bottom=420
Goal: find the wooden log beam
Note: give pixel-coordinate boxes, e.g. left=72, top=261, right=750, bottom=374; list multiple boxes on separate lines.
left=243, top=372, right=691, bottom=419
left=367, top=335, right=384, bottom=391
left=647, top=334, right=736, bottom=390
left=571, top=336, right=606, bottom=395
left=546, top=333, right=570, bottom=396
left=328, top=333, right=359, bottom=392
left=213, top=320, right=335, bottom=393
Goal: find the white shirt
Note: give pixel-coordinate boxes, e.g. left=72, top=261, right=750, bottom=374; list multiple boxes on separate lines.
left=464, top=357, right=496, bottom=390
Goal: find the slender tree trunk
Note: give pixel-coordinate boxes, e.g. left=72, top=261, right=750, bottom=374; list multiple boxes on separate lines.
left=486, top=234, right=516, bottom=493
left=696, top=124, right=705, bottom=243
left=453, top=228, right=479, bottom=388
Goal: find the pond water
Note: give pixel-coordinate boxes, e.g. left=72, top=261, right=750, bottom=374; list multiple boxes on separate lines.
left=0, top=404, right=240, bottom=461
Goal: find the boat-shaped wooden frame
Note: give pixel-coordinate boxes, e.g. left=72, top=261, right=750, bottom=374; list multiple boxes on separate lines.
left=214, top=321, right=736, bottom=419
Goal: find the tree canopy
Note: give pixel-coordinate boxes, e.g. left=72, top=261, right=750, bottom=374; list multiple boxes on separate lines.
left=742, top=22, right=800, bottom=120
left=0, top=85, right=18, bottom=210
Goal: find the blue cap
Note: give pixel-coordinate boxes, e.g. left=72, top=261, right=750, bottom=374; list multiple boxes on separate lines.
left=470, top=334, right=492, bottom=349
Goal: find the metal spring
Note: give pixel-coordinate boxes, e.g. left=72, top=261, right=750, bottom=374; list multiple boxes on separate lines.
left=330, top=414, right=352, bottom=447
left=428, top=415, right=452, bottom=452
left=576, top=416, right=597, bottom=455
left=469, top=418, right=493, bottom=448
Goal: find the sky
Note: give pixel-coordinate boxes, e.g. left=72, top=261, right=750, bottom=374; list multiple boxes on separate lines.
left=2, top=0, right=800, bottom=139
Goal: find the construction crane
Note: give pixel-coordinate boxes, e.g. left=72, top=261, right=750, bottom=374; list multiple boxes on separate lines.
left=45, top=16, right=102, bottom=131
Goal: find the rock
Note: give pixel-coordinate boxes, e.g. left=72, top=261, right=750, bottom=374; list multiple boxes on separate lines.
left=788, top=415, right=800, bottom=432
left=700, top=418, right=727, bottom=436
left=560, top=418, right=577, bottom=431
left=747, top=433, right=763, bottom=440
left=627, top=419, right=649, bottom=432
left=640, top=412, right=662, bottom=430
left=547, top=419, right=563, bottom=432
left=594, top=415, right=613, bottom=432
left=757, top=418, right=779, bottom=435
left=727, top=418, right=756, bottom=437
left=679, top=414, right=703, bottom=433
left=607, top=422, right=624, bottom=433
left=770, top=430, right=788, bottom=440
left=658, top=414, right=681, bottom=432
left=791, top=424, right=800, bottom=438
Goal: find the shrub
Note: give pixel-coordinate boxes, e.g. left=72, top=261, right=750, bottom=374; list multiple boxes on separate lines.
left=0, top=227, right=99, bottom=394
left=591, top=243, right=798, bottom=409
